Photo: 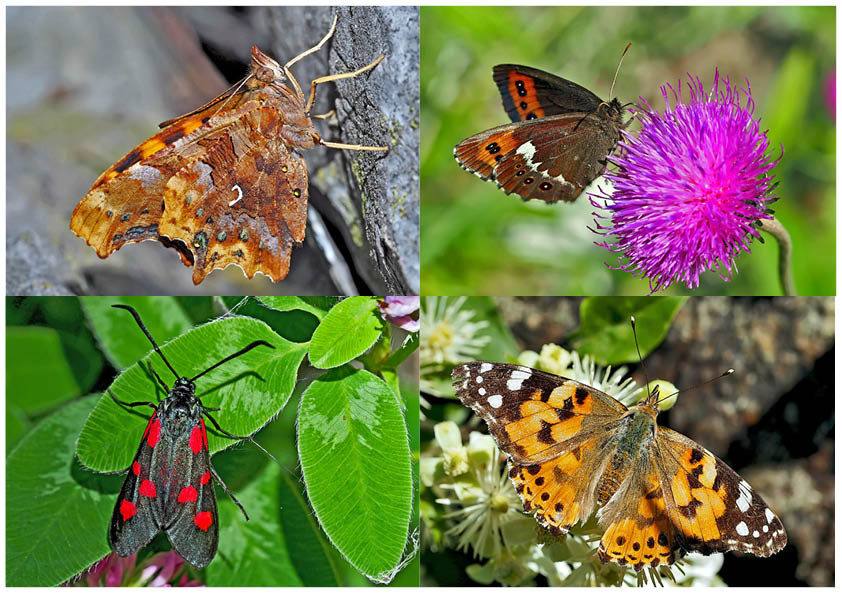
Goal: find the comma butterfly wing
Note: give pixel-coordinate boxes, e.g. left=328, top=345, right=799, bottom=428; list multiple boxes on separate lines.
left=71, top=15, right=387, bottom=284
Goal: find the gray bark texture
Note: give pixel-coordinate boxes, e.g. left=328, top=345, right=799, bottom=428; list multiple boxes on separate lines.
left=6, top=6, right=419, bottom=296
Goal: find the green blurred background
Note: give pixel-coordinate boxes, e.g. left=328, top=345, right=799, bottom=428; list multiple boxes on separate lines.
left=421, top=6, right=835, bottom=296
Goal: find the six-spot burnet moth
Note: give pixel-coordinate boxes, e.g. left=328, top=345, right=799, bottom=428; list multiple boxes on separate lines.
left=107, top=304, right=274, bottom=568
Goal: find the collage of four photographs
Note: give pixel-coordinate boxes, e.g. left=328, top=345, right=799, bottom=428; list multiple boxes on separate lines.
left=5, top=4, right=835, bottom=588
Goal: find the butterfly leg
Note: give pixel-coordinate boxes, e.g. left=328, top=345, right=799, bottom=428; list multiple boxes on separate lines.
left=282, top=13, right=340, bottom=102
left=304, top=54, right=385, bottom=114
left=209, top=464, right=249, bottom=521
left=311, top=109, right=335, bottom=120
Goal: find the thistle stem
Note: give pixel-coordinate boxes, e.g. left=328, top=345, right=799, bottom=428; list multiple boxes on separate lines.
left=759, top=217, right=796, bottom=296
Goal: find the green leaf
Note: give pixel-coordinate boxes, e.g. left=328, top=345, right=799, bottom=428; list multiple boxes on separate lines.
left=6, top=327, right=81, bottom=413
left=81, top=297, right=193, bottom=369
left=570, top=297, right=687, bottom=364
left=298, top=367, right=412, bottom=582
left=278, top=471, right=342, bottom=586
left=7, top=395, right=119, bottom=586
left=257, top=296, right=341, bottom=320
left=309, top=297, right=384, bottom=369
left=219, top=296, right=321, bottom=344
left=208, top=466, right=303, bottom=586
left=76, top=316, right=307, bottom=472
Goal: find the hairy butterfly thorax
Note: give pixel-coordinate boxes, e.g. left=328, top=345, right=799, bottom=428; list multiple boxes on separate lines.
left=70, top=15, right=387, bottom=285
left=107, top=304, right=274, bottom=568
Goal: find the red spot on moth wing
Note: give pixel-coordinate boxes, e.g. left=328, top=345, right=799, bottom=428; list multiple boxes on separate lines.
left=132, top=461, right=141, bottom=476
left=193, top=511, right=213, bottom=531
left=189, top=425, right=203, bottom=454
left=139, top=479, right=157, bottom=498
left=201, top=419, right=208, bottom=449
left=141, top=412, right=157, bottom=441
left=200, top=471, right=211, bottom=485
left=178, top=486, right=198, bottom=503
left=120, top=499, right=137, bottom=521
left=147, top=418, right=161, bottom=448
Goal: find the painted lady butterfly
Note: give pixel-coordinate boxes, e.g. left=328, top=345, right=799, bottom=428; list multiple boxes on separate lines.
left=452, top=362, right=787, bottom=571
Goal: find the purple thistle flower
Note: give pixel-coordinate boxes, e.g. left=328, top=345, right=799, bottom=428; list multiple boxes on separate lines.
left=378, top=296, right=420, bottom=332
left=590, top=70, right=781, bottom=292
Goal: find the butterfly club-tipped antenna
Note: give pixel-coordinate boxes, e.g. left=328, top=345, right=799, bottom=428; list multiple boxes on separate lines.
left=654, top=368, right=736, bottom=409
left=629, top=315, right=653, bottom=401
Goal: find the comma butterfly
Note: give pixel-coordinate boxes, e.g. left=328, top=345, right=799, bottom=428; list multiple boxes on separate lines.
left=70, top=15, right=387, bottom=284
left=452, top=358, right=787, bottom=571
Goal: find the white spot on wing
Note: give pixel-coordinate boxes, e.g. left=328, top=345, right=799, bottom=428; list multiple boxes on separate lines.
left=229, top=184, right=244, bottom=206
left=736, top=521, right=749, bottom=536
left=765, top=508, right=775, bottom=523
left=478, top=387, right=486, bottom=396
left=479, top=363, right=493, bottom=373
left=488, top=394, right=503, bottom=408
left=753, top=530, right=760, bottom=538
left=475, top=376, right=483, bottom=384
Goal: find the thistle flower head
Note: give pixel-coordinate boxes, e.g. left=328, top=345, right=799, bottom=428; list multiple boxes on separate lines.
left=591, top=70, right=781, bottom=292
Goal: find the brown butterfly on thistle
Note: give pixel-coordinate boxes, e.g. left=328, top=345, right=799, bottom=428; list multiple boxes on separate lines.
left=454, top=46, right=631, bottom=204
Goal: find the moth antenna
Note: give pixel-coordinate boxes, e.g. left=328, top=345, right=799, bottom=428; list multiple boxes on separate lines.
left=113, top=304, right=180, bottom=380
left=654, top=368, right=735, bottom=407
left=190, top=340, right=275, bottom=382
left=609, top=42, right=632, bottom=99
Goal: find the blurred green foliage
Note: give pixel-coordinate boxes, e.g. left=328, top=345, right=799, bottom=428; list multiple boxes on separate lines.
left=421, top=6, right=835, bottom=295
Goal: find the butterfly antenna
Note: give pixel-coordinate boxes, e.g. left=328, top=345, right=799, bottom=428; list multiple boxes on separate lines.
left=113, top=304, right=180, bottom=380
left=629, top=315, right=652, bottom=399
left=655, top=368, right=735, bottom=407
left=610, top=42, right=632, bottom=99
left=209, top=74, right=253, bottom=121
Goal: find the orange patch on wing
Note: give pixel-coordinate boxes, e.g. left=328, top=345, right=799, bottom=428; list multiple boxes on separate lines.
left=669, top=449, right=727, bottom=542
left=599, top=517, right=675, bottom=570
left=507, top=72, right=546, bottom=119
left=454, top=129, right=522, bottom=178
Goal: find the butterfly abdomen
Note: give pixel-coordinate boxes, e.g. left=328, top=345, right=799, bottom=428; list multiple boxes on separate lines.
left=596, top=410, right=657, bottom=506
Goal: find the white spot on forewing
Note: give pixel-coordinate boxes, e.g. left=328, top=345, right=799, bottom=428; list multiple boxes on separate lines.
left=507, top=378, right=524, bottom=391
left=229, top=184, right=244, bottom=206
left=506, top=369, right=530, bottom=391
left=478, top=387, right=486, bottom=396
left=475, top=376, right=483, bottom=384
left=753, top=530, right=760, bottom=538
left=762, top=525, right=769, bottom=533
left=488, top=394, right=503, bottom=408
left=736, top=521, right=749, bottom=536
left=736, top=481, right=752, bottom=512
left=479, top=363, right=493, bottom=373
left=765, top=508, right=775, bottom=523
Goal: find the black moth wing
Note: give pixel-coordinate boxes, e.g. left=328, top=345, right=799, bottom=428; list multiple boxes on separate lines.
left=162, top=417, right=219, bottom=569
left=109, top=403, right=219, bottom=568
left=493, top=64, right=606, bottom=123
left=109, top=410, right=162, bottom=558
